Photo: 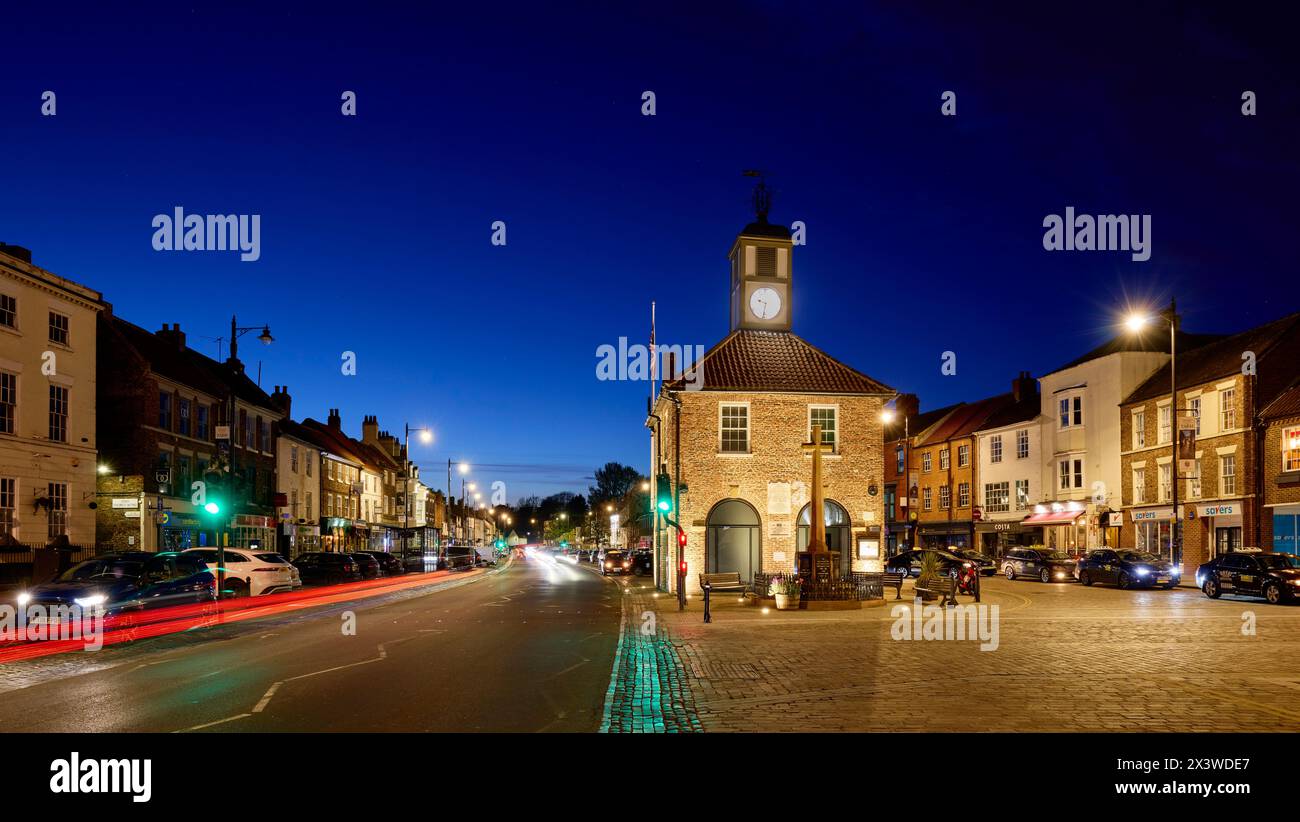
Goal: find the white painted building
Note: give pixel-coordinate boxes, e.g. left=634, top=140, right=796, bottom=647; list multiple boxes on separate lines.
left=974, top=374, right=1048, bottom=557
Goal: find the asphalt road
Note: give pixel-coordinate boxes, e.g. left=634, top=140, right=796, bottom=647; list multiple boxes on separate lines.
left=0, top=556, right=624, bottom=732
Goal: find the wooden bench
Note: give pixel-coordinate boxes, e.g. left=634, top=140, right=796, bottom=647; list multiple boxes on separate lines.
left=699, top=572, right=747, bottom=594
left=914, top=575, right=958, bottom=606
left=881, top=572, right=905, bottom=600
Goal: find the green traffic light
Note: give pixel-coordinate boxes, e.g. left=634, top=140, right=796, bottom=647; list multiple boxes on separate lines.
left=204, top=501, right=221, bottom=514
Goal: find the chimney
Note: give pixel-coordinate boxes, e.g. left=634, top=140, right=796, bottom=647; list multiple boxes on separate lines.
left=1012, top=371, right=1038, bottom=403
left=362, top=415, right=379, bottom=444
left=157, top=322, right=187, bottom=352
left=894, top=393, right=920, bottom=420
left=0, top=243, right=32, bottom=264
left=270, top=385, right=292, bottom=418
left=328, top=408, right=341, bottom=430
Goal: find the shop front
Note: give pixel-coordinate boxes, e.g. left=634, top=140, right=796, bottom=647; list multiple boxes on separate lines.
left=320, top=516, right=353, bottom=551
left=919, top=522, right=972, bottom=551
left=975, top=520, right=1035, bottom=559
left=1271, top=504, right=1300, bottom=555
left=231, top=514, right=276, bottom=552
left=1130, top=506, right=1175, bottom=562
left=280, top=519, right=321, bottom=558
left=1189, top=501, right=1244, bottom=559
left=1023, top=504, right=1088, bottom=556
left=159, top=512, right=216, bottom=551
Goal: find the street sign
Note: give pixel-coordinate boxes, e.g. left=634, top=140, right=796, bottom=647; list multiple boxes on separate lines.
left=215, top=424, right=231, bottom=441
left=1176, top=414, right=1197, bottom=475
left=155, top=470, right=170, bottom=484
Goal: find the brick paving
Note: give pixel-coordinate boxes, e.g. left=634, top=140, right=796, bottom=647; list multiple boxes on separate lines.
left=635, top=577, right=1300, bottom=732
left=599, top=582, right=701, bottom=733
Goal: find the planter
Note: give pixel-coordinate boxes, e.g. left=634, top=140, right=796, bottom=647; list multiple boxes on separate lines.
left=916, top=582, right=938, bottom=602
left=774, top=592, right=801, bottom=610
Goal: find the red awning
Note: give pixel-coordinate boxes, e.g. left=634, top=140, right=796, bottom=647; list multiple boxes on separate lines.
left=1021, top=511, right=1084, bottom=526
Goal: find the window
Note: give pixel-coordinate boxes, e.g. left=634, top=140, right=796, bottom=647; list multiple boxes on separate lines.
left=291, top=445, right=299, bottom=473
left=197, top=404, right=209, bottom=439
left=885, top=486, right=896, bottom=521
left=1058, top=395, right=1082, bottom=428
left=939, top=448, right=949, bottom=470
left=958, top=482, right=970, bottom=508
left=1189, top=396, right=1201, bottom=434
left=1016, top=429, right=1029, bottom=459
left=985, top=481, right=1010, bottom=513
left=1285, top=427, right=1300, bottom=473
left=1159, top=464, right=1171, bottom=502
left=1132, top=467, right=1146, bottom=504
left=260, top=420, right=271, bottom=452
left=47, top=482, right=67, bottom=539
left=895, top=445, right=905, bottom=474
left=1188, top=460, right=1201, bottom=500
left=178, top=398, right=191, bottom=437
left=1059, top=458, right=1083, bottom=490
left=990, top=435, right=1003, bottom=463
left=307, top=451, right=314, bottom=477
left=939, top=485, right=951, bottom=509
left=1015, top=479, right=1029, bottom=510
left=48, top=312, right=69, bottom=345
left=1132, top=410, right=1145, bottom=449
left=0, top=371, right=15, bottom=434
left=0, top=477, right=14, bottom=538
left=922, top=487, right=932, bottom=511
left=922, top=451, right=932, bottom=472
left=159, top=392, right=172, bottom=430
left=1158, top=405, right=1171, bottom=444
left=290, top=489, right=298, bottom=514
left=306, top=491, right=313, bottom=520
left=48, top=385, right=68, bottom=442
left=1221, top=455, right=1236, bottom=496
left=1221, top=388, right=1237, bottom=430
left=176, top=454, right=191, bottom=492
left=957, top=444, right=970, bottom=467
left=810, top=406, right=837, bottom=452
left=720, top=404, right=749, bottom=453
left=0, top=294, right=14, bottom=328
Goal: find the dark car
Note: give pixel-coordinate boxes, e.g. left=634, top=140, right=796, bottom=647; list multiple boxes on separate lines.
left=1197, top=552, right=1300, bottom=604
left=885, top=549, right=970, bottom=579
left=292, top=552, right=364, bottom=585
left=601, top=550, right=632, bottom=575
left=1001, top=547, right=1078, bottom=583
left=17, top=552, right=215, bottom=614
left=952, top=549, right=997, bottom=576
left=349, top=553, right=381, bottom=579
left=359, top=551, right=404, bottom=576
left=402, top=550, right=438, bottom=574
left=630, top=550, right=653, bottom=576
left=1076, top=549, right=1179, bottom=589
left=444, top=543, right=477, bottom=571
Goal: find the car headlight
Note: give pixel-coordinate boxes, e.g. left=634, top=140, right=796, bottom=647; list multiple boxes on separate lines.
left=73, top=594, right=107, bottom=608
left=16, top=592, right=31, bottom=606
left=1134, top=567, right=1150, bottom=576
left=1289, top=579, right=1300, bottom=586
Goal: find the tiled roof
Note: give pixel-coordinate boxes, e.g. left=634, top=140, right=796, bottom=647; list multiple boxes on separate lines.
left=663, top=329, right=892, bottom=395
left=1124, top=312, right=1300, bottom=405
left=976, top=392, right=1042, bottom=431
left=916, top=394, right=1010, bottom=445
left=1261, top=379, right=1300, bottom=421
left=883, top=402, right=961, bottom=442
left=1049, top=329, right=1222, bottom=375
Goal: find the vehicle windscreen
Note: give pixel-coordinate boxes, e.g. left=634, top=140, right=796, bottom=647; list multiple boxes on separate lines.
left=1041, top=551, right=1073, bottom=560
left=1119, top=552, right=1161, bottom=563
left=254, top=553, right=290, bottom=564
left=57, top=559, right=143, bottom=582
left=1257, top=554, right=1299, bottom=570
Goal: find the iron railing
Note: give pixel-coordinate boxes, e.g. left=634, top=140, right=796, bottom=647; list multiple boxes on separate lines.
left=752, top=570, right=884, bottom=601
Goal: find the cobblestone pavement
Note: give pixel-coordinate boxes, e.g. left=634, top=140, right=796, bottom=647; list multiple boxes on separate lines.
left=641, top=577, right=1300, bottom=732
left=600, top=580, right=701, bottom=733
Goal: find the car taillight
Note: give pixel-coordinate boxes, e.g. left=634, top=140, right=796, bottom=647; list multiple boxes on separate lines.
left=344, top=563, right=355, bottom=571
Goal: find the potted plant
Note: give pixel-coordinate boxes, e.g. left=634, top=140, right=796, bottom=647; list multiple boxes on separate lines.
left=915, top=551, right=945, bottom=601
left=769, top=574, right=802, bottom=610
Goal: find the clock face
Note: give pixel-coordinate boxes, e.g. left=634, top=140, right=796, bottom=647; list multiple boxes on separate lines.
left=749, top=287, right=782, bottom=320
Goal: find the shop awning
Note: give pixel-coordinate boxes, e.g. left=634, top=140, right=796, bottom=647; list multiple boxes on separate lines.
left=1021, top=511, right=1084, bottom=526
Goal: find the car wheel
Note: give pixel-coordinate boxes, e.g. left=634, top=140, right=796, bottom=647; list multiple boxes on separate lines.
left=1079, top=569, right=1092, bottom=586
left=1004, top=565, right=1016, bottom=580
left=1039, top=568, right=1051, bottom=583
left=1265, top=582, right=1283, bottom=605
left=223, top=579, right=249, bottom=598
left=1203, top=578, right=1220, bottom=598
left=1162, top=582, right=1177, bottom=590
left=1118, top=571, right=1131, bottom=590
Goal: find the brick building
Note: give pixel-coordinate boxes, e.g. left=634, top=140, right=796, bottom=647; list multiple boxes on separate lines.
left=650, top=201, right=892, bottom=594
left=1259, top=380, right=1300, bottom=554
left=1119, top=312, right=1300, bottom=571
left=882, top=395, right=960, bottom=558
left=300, top=411, right=367, bottom=551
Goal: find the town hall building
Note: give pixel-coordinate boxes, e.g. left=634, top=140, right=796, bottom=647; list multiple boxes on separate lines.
left=649, top=187, right=893, bottom=594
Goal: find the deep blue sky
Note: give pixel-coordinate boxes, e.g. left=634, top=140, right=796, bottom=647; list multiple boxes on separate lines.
left=1, top=2, right=1295, bottom=500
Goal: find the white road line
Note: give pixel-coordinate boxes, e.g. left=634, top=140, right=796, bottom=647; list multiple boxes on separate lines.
left=175, top=713, right=251, bottom=732
left=252, top=682, right=281, bottom=713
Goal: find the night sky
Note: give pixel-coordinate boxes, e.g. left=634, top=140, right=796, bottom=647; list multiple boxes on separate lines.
left=1, top=2, right=1294, bottom=500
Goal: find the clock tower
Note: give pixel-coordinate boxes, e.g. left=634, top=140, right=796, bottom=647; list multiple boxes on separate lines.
left=729, top=176, right=793, bottom=332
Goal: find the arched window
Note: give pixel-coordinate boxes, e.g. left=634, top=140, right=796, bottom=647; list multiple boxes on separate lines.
left=797, top=499, right=853, bottom=575
left=706, top=499, right=762, bottom=581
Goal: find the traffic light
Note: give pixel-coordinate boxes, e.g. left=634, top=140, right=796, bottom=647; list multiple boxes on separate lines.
left=655, top=473, right=673, bottom=513
left=679, top=559, right=687, bottom=576
left=677, top=528, right=687, bottom=548
left=203, top=500, right=221, bottom=515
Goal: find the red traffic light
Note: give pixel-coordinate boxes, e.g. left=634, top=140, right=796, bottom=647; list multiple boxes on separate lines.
left=677, top=529, right=687, bottom=548
left=679, top=560, right=687, bottom=575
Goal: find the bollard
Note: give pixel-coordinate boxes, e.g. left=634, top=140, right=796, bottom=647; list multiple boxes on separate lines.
left=974, top=564, right=981, bottom=603
left=703, top=582, right=711, bottom=623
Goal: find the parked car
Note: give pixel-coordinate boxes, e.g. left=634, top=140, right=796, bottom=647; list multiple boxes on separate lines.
left=1076, top=549, right=1179, bottom=589
left=359, top=551, right=404, bottom=576
left=951, top=548, right=997, bottom=576
left=292, top=552, right=364, bottom=585
left=1197, top=551, right=1300, bottom=604
left=349, top=553, right=381, bottom=579
left=183, top=548, right=301, bottom=597
left=601, top=550, right=632, bottom=575
left=885, top=549, right=970, bottom=579
left=402, top=550, right=438, bottom=573
left=1001, top=547, right=1078, bottom=583
left=630, top=550, right=653, bottom=576
left=17, top=552, right=215, bottom=615
left=444, top=543, right=477, bottom=571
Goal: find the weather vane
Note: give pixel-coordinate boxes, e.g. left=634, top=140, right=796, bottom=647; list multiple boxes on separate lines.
left=743, top=169, right=771, bottom=223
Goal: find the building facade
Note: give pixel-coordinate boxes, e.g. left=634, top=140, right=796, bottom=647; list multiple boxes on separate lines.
left=1261, top=381, right=1300, bottom=554
left=275, top=414, right=322, bottom=557
left=0, top=245, right=103, bottom=547
left=973, top=374, right=1045, bottom=557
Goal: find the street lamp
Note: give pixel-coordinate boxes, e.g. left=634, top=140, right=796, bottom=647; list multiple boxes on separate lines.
left=1125, top=299, right=1182, bottom=570
left=401, top=424, right=433, bottom=560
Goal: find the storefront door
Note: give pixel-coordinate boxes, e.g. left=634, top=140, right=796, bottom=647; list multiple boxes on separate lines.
left=1216, top=526, right=1242, bottom=554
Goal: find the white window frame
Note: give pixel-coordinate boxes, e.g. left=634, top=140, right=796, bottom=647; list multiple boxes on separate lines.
left=1015, top=479, right=1029, bottom=510
left=1058, top=393, right=1083, bottom=429
left=1220, top=388, right=1237, bottom=431
left=808, top=404, right=839, bottom=453
left=1132, top=467, right=1146, bottom=504
left=1159, top=463, right=1171, bottom=502
left=939, top=447, right=949, bottom=470
left=922, top=451, right=932, bottom=473
left=939, top=484, right=951, bottom=509
left=1158, top=403, right=1172, bottom=444
left=1132, top=409, right=1145, bottom=449
left=719, top=402, right=750, bottom=455
left=957, top=444, right=970, bottom=467
left=1220, top=454, right=1236, bottom=496
left=1285, top=426, right=1300, bottom=473
left=985, top=481, right=1009, bottom=513
left=1016, top=429, right=1029, bottom=460
left=990, top=435, right=1002, bottom=464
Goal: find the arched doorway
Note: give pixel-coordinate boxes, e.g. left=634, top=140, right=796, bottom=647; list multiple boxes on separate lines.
left=797, top=499, right=853, bottom=576
left=706, top=499, right=762, bottom=582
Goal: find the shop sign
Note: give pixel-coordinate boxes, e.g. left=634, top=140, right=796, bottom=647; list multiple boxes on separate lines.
left=111, top=498, right=139, bottom=509
left=1196, top=503, right=1239, bottom=518
left=1131, top=507, right=1173, bottom=522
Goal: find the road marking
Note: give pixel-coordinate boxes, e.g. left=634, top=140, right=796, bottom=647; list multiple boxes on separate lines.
left=252, top=682, right=281, bottom=713
left=175, top=713, right=251, bottom=732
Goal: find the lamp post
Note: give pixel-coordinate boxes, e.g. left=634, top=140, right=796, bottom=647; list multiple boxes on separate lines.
left=217, top=316, right=273, bottom=600
left=1126, top=299, right=1181, bottom=569
left=402, top=425, right=433, bottom=561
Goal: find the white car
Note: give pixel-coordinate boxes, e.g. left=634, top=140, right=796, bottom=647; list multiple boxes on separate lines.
left=182, top=548, right=302, bottom=597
